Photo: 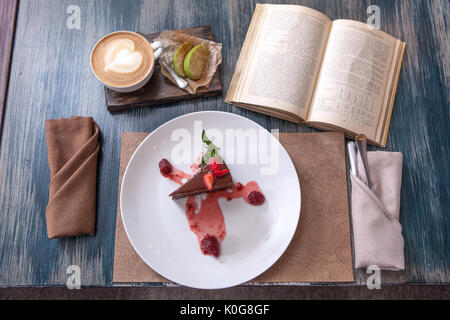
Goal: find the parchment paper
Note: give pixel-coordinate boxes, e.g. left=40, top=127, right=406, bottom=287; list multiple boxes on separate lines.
left=155, top=30, right=222, bottom=94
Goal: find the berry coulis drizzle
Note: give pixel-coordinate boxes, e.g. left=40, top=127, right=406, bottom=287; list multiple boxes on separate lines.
left=159, top=159, right=265, bottom=257
left=159, top=159, right=191, bottom=184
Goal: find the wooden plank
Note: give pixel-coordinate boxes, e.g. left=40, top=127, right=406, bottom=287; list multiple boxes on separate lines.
left=0, top=0, right=18, bottom=141
left=105, top=26, right=222, bottom=112
left=0, top=0, right=448, bottom=286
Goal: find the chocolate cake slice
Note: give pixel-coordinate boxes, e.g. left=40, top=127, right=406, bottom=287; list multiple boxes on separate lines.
left=169, top=162, right=233, bottom=200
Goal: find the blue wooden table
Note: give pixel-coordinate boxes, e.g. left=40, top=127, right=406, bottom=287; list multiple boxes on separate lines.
left=0, top=0, right=448, bottom=287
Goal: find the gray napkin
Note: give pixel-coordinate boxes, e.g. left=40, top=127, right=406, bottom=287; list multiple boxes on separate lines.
left=351, top=151, right=405, bottom=270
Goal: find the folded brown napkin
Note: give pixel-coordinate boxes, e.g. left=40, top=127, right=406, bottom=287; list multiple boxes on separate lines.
left=45, top=116, right=100, bottom=238
left=351, top=151, right=405, bottom=270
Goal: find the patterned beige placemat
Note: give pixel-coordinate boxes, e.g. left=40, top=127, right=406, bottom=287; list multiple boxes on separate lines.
left=113, top=131, right=354, bottom=283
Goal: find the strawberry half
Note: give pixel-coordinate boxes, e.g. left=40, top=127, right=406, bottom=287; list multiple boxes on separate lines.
left=209, top=157, right=220, bottom=172
left=212, top=169, right=230, bottom=178
left=203, top=172, right=214, bottom=191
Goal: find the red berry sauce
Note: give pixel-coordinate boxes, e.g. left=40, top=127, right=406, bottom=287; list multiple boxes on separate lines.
left=160, top=160, right=265, bottom=258
left=183, top=181, right=265, bottom=257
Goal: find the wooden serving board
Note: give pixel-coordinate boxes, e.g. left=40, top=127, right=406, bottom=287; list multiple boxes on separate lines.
left=105, top=26, right=222, bottom=112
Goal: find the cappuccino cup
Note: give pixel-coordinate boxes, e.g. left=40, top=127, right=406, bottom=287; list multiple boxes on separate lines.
left=90, top=31, right=163, bottom=93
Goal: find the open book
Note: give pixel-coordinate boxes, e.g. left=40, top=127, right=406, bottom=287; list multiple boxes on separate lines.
left=225, top=4, right=406, bottom=147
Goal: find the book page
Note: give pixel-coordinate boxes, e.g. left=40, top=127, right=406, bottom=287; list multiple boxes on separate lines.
left=236, top=4, right=332, bottom=120
left=308, top=20, right=398, bottom=141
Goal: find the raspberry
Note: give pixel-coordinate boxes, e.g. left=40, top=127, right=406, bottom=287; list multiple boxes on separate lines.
left=235, top=183, right=244, bottom=191
left=159, top=159, right=172, bottom=176
left=200, top=234, right=220, bottom=257
left=247, top=191, right=265, bottom=206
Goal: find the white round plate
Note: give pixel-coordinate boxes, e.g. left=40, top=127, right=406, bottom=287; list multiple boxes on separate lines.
left=121, top=111, right=301, bottom=289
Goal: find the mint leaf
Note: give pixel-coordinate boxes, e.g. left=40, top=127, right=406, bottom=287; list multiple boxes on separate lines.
left=202, top=129, right=212, bottom=145
left=200, top=130, right=219, bottom=167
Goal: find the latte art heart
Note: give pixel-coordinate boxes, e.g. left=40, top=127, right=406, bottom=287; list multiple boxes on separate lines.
left=104, top=39, right=143, bottom=73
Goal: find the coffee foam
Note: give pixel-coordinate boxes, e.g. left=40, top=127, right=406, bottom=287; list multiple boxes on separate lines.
left=91, top=32, right=153, bottom=88
left=104, top=38, right=143, bottom=73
